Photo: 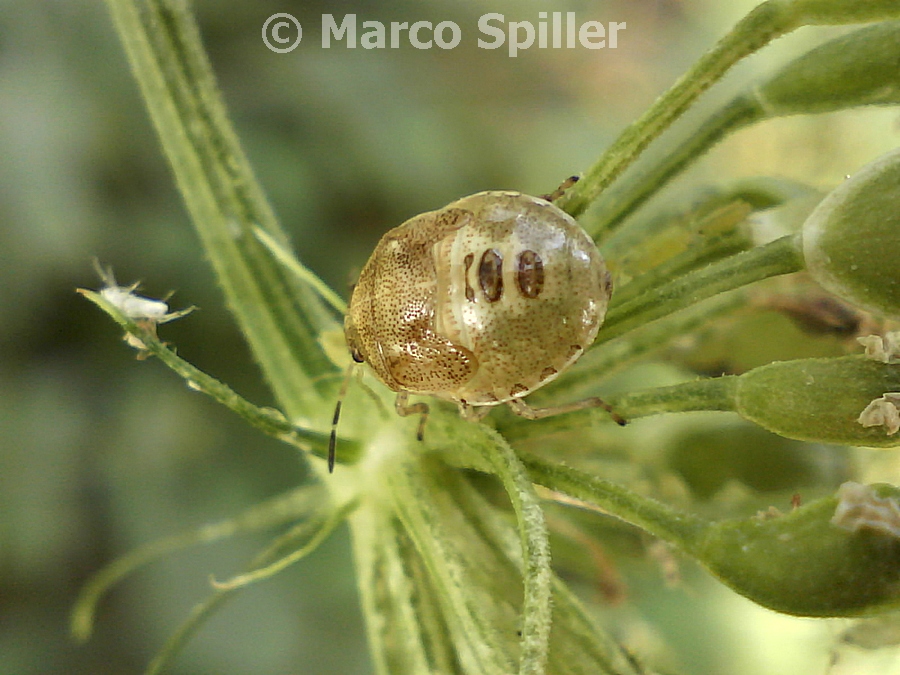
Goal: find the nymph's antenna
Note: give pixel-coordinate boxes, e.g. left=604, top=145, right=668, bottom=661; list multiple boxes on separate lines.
left=328, top=363, right=356, bottom=472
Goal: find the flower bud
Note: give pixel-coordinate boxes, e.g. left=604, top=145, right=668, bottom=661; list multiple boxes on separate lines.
left=734, top=356, right=900, bottom=447
left=803, top=146, right=900, bottom=319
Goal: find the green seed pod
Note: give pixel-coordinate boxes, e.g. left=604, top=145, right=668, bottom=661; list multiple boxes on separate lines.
left=523, top=454, right=900, bottom=618
left=696, top=482, right=900, bottom=617
left=734, top=356, right=900, bottom=447
left=758, top=21, right=900, bottom=116
left=803, top=147, right=900, bottom=318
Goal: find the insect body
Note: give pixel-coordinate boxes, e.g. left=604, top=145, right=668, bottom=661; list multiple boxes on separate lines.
left=91, top=260, right=195, bottom=358
left=332, top=188, right=620, bottom=471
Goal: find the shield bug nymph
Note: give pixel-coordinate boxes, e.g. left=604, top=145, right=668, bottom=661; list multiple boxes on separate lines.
left=330, top=180, right=623, bottom=471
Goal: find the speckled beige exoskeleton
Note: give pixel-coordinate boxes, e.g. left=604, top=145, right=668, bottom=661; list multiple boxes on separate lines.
left=330, top=184, right=621, bottom=470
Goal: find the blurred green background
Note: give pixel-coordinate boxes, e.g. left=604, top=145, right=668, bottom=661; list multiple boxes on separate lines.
left=2, top=1, right=900, bottom=674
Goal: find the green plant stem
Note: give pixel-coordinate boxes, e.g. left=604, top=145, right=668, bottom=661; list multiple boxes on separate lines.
left=70, top=484, right=325, bottom=642
left=502, top=373, right=739, bottom=440
left=145, top=502, right=346, bottom=675
left=520, top=452, right=706, bottom=549
left=214, top=499, right=360, bottom=590
left=558, top=0, right=900, bottom=226
left=591, top=19, right=900, bottom=239
left=104, top=0, right=335, bottom=415
left=596, top=234, right=804, bottom=345
left=380, top=445, right=553, bottom=674
left=478, top=434, right=553, bottom=675
left=611, top=376, right=739, bottom=417
left=608, top=207, right=754, bottom=307
left=557, top=1, right=800, bottom=220
left=580, top=293, right=745, bottom=386
left=451, top=470, right=645, bottom=675
left=254, top=227, right=349, bottom=315
left=591, top=98, right=761, bottom=239
left=78, top=289, right=360, bottom=464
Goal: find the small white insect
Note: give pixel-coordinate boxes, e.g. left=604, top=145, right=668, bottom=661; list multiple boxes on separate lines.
left=93, top=260, right=194, bottom=356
